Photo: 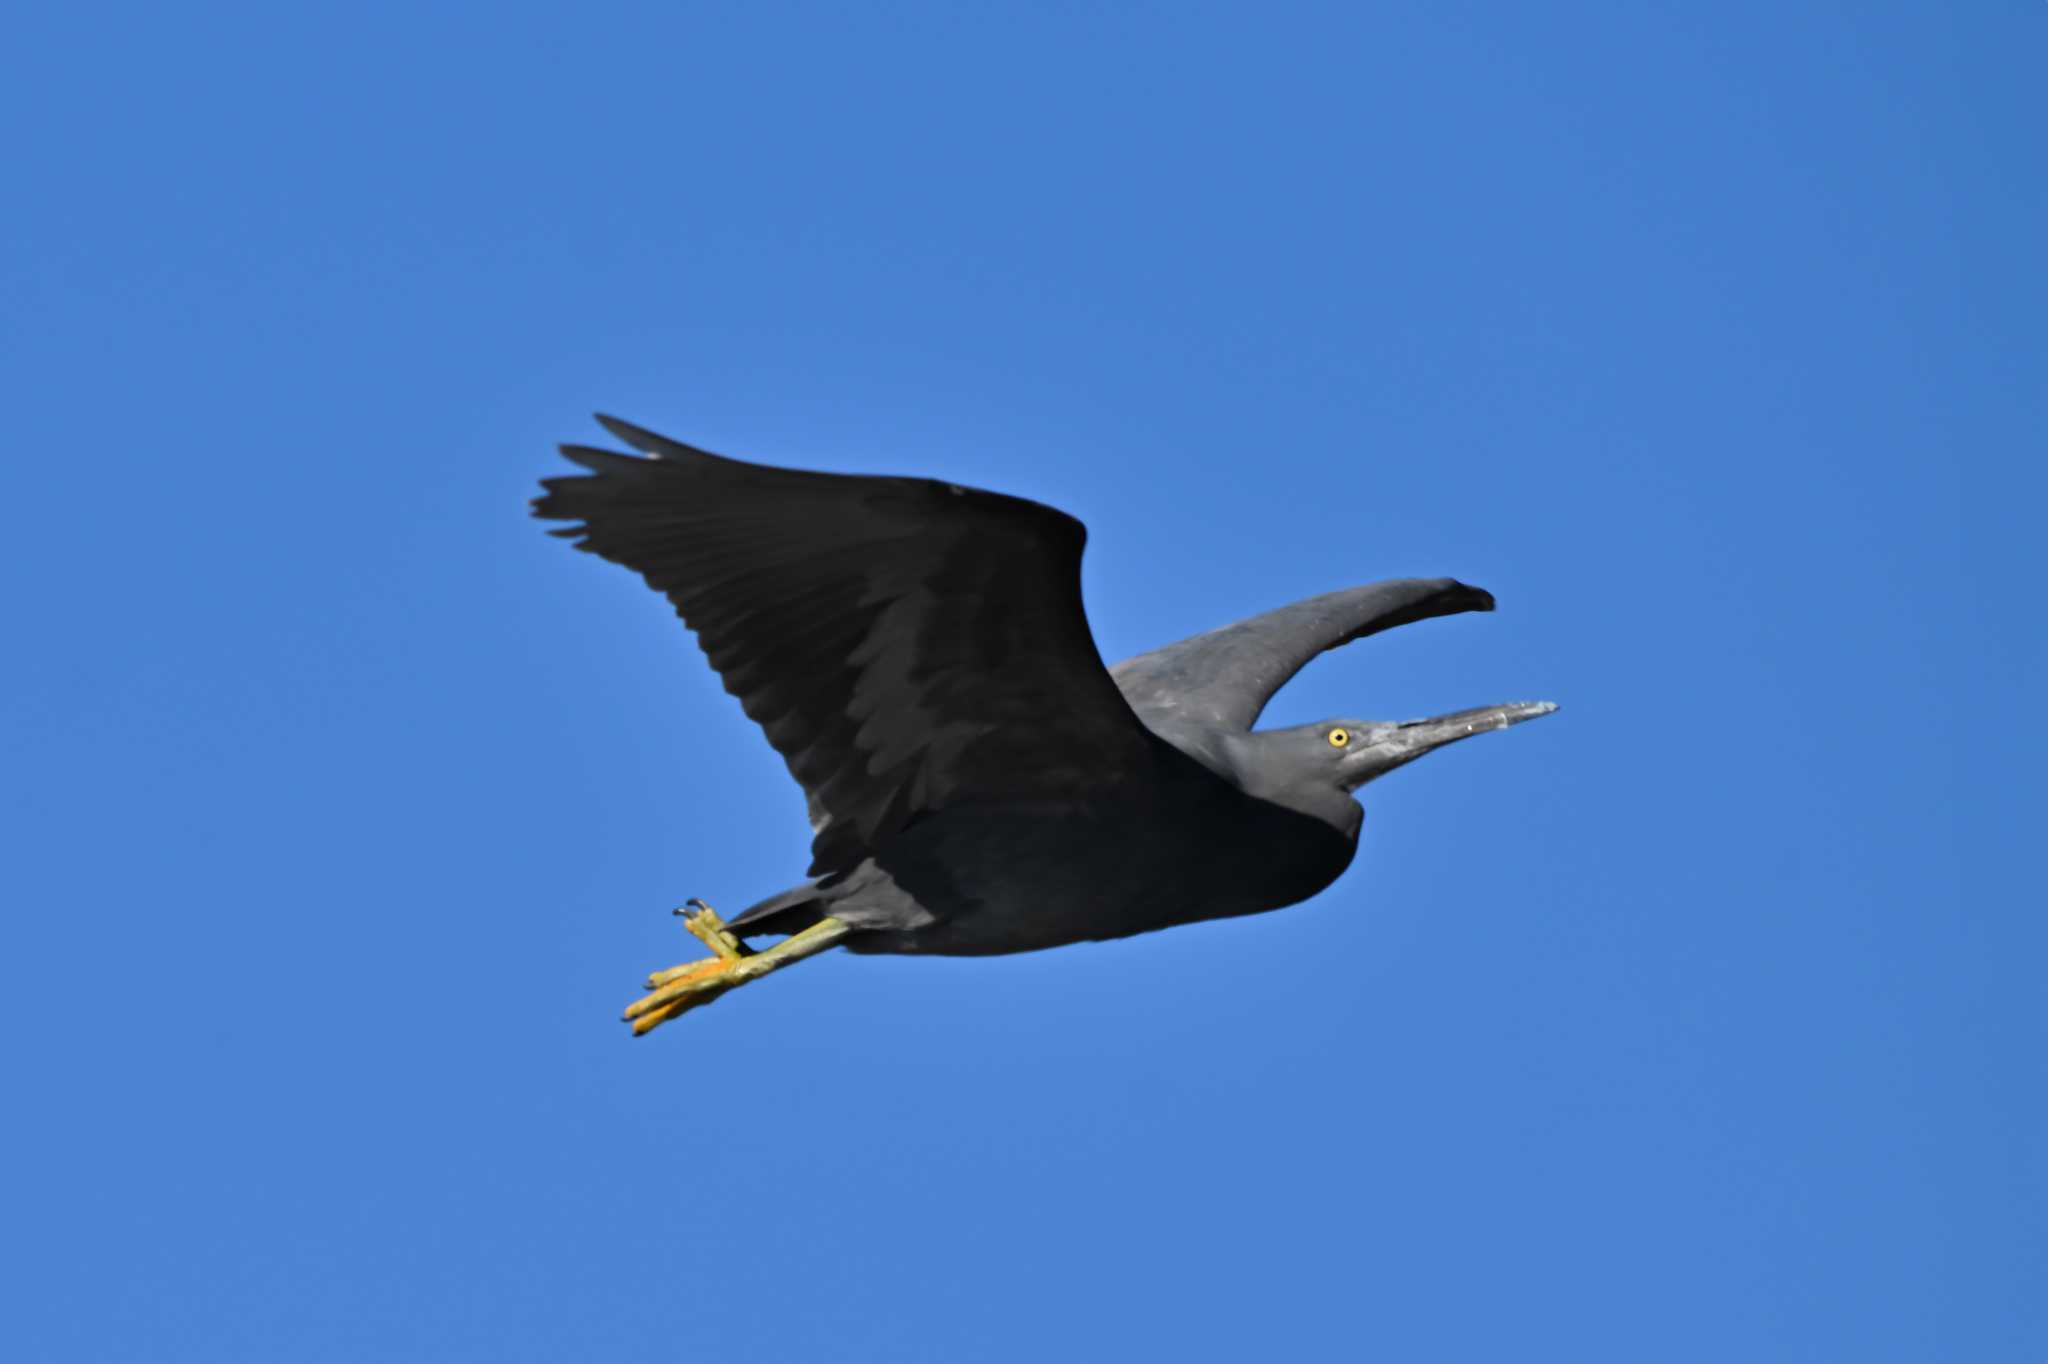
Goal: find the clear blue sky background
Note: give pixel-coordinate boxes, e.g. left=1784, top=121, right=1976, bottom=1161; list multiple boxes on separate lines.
left=4, top=3, right=2040, bottom=1359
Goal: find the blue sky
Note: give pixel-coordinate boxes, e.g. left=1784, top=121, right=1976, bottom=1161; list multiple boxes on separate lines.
left=5, top=3, right=2040, bottom=1359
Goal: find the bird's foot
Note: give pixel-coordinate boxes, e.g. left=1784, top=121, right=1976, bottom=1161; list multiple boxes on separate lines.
left=621, top=901, right=850, bottom=1036
left=623, top=901, right=750, bottom=1035
left=662, top=899, right=749, bottom=973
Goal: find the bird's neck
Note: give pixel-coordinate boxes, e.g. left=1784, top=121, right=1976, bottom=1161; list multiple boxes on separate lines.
left=1153, top=725, right=1363, bottom=841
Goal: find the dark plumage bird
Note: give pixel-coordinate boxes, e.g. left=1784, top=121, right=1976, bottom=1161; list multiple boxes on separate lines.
left=535, top=417, right=1558, bottom=1033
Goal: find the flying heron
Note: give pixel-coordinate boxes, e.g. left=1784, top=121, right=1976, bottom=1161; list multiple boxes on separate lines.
left=535, top=417, right=1558, bottom=1034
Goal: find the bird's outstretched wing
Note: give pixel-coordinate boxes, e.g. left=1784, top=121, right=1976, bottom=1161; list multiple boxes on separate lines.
left=534, top=417, right=1155, bottom=873
left=1110, top=579, right=1496, bottom=732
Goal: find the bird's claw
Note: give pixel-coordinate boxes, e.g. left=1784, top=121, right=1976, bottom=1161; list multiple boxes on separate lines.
left=623, top=908, right=853, bottom=1037
left=628, top=902, right=754, bottom=1035
left=674, top=899, right=748, bottom=962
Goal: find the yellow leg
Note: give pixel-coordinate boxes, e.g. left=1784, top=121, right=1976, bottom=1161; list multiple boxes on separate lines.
left=623, top=902, right=849, bottom=1036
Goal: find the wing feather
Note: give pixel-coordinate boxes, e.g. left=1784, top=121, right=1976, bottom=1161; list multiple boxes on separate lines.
left=535, top=417, right=1154, bottom=872
left=1110, top=580, right=1497, bottom=731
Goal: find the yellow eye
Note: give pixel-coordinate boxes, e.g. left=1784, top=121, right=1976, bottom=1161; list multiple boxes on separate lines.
left=1327, top=728, right=1350, bottom=748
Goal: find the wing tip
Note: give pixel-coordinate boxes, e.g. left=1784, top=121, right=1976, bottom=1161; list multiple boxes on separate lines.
left=593, top=413, right=723, bottom=462
left=592, top=412, right=648, bottom=446
left=1444, top=579, right=1496, bottom=613
left=555, top=442, right=647, bottom=474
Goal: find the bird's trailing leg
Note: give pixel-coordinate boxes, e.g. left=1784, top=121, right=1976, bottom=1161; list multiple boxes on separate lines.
left=622, top=899, right=850, bottom=1036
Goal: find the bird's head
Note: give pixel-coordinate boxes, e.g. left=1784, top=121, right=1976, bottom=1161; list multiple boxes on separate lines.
left=1234, top=702, right=1558, bottom=825
left=1317, top=703, right=1559, bottom=791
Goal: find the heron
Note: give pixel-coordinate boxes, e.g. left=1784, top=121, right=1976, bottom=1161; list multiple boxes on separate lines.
left=535, top=417, right=1557, bottom=1034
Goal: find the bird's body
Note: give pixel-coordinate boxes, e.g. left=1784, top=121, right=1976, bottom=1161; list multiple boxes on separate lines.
left=737, top=735, right=1359, bottom=956
left=535, top=416, right=1556, bottom=1031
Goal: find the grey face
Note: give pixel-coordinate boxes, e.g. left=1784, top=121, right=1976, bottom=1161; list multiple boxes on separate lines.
left=1281, top=701, right=1560, bottom=793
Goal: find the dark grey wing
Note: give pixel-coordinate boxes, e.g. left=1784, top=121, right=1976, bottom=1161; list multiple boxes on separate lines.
left=1109, top=579, right=1496, bottom=732
left=534, top=416, right=1155, bottom=874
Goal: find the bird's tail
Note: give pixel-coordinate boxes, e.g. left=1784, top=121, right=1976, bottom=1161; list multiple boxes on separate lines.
left=724, top=879, right=830, bottom=940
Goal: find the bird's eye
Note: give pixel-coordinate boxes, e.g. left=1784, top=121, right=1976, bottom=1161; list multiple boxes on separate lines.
left=1327, top=728, right=1350, bottom=748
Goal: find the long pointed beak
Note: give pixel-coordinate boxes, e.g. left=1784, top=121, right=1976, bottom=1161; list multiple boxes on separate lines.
left=1344, top=700, right=1558, bottom=788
